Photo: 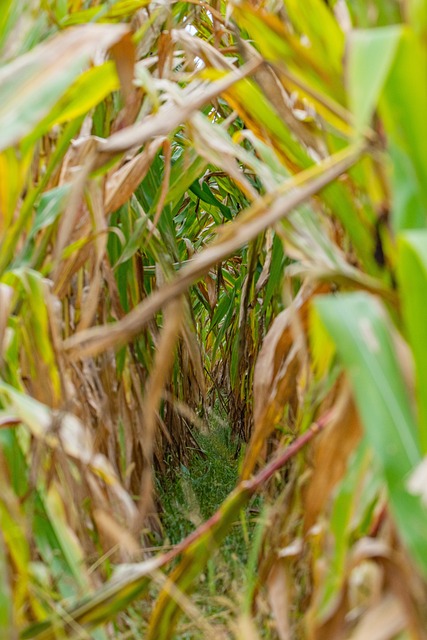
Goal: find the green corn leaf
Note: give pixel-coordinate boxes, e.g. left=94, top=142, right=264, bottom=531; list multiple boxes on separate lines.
left=407, top=0, right=427, bottom=36
left=60, top=0, right=151, bottom=26
left=315, top=292, right=427, bottom=577
left=1, top=270, right=61, bottom=401
left=26, top=62, right=120, bottom=145
left=389, top=142, right=426, bottom=232
left=397, top=231, right=427, bottom=452
left=347, top=25, right=401, bottom=135
left=380, top=28, right=427, bottom=228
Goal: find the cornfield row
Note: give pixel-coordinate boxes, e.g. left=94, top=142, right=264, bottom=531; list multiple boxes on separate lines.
left=1, top=0, right=427, bottom=638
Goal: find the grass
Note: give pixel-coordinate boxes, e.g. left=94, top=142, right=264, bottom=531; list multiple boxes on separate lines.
left=155, top=411, right=265, bottom=638
left=158, top=411, right=256, bottom=564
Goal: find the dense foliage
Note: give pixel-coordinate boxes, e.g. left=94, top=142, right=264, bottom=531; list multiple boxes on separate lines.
left=1, top=0, right=427, bottom=637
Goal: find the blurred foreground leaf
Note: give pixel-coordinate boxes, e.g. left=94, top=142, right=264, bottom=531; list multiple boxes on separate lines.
left=0, top=23, right=129, bottom=150
left=316, top=292, right=427, bottom=576
left=397, top=231, right=427, bottom=451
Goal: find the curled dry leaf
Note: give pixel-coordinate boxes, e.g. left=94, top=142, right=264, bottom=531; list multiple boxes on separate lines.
left=313, top=537, right=427, bottom=640
left=244, top=341, right=300, bottom=478
left=256, top=229, right=274, bottom=293
left=180, top=302, right=206, bottom=399
left=52, top=139, right=98, bottom=289
left=347, top=559, right=383, bottom=614
left=105, top=138, right=165, bottom=213
left=252, top=284, right=309, bottom=426
left=240, top=39, right=325, bottom=156
left=109, top=31, right=136, bottom=101
left=310, top=589, right=349, bottom=640
left=349, top=538, right=427, bottom=639
left=76, top=179, right=107, bottom=331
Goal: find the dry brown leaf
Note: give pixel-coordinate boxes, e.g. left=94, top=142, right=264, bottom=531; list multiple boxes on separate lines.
left=137, top=297, right=185, bottom=526
left=77, top=179, right=107, bottom=331
left=53, top=139, right=98, bottom=288
left=267, top=560, right=291, bottom=640
left=348, top=559, right=383, bottom=617
left=347, top=593, right=405, bottom=640
left=349, top=538, right=427, bottom=640
left=109, top=31, right=135, bottom=101
left=105, top=138, right=164, bottom=213
left=303, top=380, right=362, bottom=531
left=206, top=274, right=217, bottom=309
left=180, top=303, right=206, bottom=399
left=243, top=343, right=300, bottom=478
left=312, top=537, right=427, bottom=640
left=242, top=284, right=324, bottom=479
left=256, top=229, right=274, bottom=293
left=312, top=590, right=349, bottom=640
left=93, top=508, right=140, bottom=561
left=253, top=286, right=308, bottom=425
left=240, top=39, right=325, bottom=156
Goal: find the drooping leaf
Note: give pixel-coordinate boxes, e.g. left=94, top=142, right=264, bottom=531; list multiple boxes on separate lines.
left=0, top=23, right=129, bottom=150
left=28, top=62, right=120, bottom=142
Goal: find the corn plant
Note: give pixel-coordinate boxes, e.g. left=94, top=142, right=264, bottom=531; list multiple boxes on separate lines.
left=1, top=0, right=427, bottom=638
